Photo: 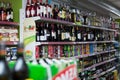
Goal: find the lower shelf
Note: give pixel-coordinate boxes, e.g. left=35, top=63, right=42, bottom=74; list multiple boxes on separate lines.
left=81, top=58, right=116, bottom=72
left=92, top=66, right=116, bottom=79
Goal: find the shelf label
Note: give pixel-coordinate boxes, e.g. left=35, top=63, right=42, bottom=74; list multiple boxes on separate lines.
left=52, top=64, right=78, bottom=80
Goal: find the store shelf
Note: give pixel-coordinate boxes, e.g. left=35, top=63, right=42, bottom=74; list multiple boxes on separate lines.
left=0, top=21, right=19, bottom=26
left=5, top=41, right=18, bottom=45
left=79, top=25, right=116, bottom=32
left=36, top=41, right=115, bottom=45
left=74, top=49, right=116, bottom=58
left=92, top=66, right=116, bottom=79
left=31, top=16, right=116, bottom=32
left=81, top=58, right=116, bottom=72
left=32, top=16, right=75, bottom=26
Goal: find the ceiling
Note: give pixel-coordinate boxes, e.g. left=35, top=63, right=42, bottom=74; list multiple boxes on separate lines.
left=53, top=0, right=120, bottom=19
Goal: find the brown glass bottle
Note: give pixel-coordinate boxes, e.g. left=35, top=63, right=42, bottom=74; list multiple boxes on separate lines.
left=12, top=42, right=29, bottom=80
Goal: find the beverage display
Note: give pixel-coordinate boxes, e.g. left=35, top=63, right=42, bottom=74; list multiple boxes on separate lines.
left=0, top=26, right=19, bottom=42
left=36, top=22, right=115, bottom=42
left=0, top=2, right=13, bottom=21
left=25, top=0, right=116, bottom=29
left=23, top=0, right=118, bottom=80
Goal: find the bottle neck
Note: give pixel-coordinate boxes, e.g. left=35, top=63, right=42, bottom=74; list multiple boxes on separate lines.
left=0, top=55, right=5, bottom=60
left=0, top=50, right=6, bottom=60
left=17, top=48, right=24, bottom=58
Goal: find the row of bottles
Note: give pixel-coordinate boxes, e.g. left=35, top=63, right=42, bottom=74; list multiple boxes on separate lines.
left=0, top=2, right=13, bottom=22
left=26, top=0, right=116, bottom=29
left=36, top=23, right=115, bottom=42
left=78, top=60, right=116, bottom=80
left=35, top=43, right=115, bottom=59
left=26, top=0, right=52, bottom=18
left=82, top=52, right=116, bottom=68
left=0, top=26, right=19, bottom=41
left=0, top=42, right=29, bottom=80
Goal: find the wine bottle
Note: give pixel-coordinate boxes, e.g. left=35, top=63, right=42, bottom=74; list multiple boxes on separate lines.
left=46, top=23, right=50, bottom=41
left=6, top=2, right=13, bottom=21
left=36, top=0, right=40, bottom=16
left=71, top=9, right=76, bottom=22
left=39, top=22, right=46, bottom=41
left=83, top=15, right=87, bottom=25
left=61, top=25, right=65, bottom=41
left=56, top=24, right=61, bottom=41
left=51, top=24, right=56, bottom=41
left=75, top=26, right=82, bottom=41
left=30, top=0, right=36, bottom=17
left=36, top=23, right=40, bottom=42
left=52, top=4, right=59, bottom=19
left=12, top=42, right=29, bottom=80
left=86, top=28, right=91, bottom=41
left=39, top=0, right=43, bottom=17
left=1, top=2, right=6, bottom=21
left=26, top=0, right=31, bottom=18
left=0, top=42, right=12, bottom=80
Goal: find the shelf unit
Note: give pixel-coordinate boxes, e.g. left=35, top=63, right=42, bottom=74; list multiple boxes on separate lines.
left=0, top=21, right=19, bottom=26
left=34, top=16, right=116, bottom=32
left=23, top=17, right=117, bottom=80
left=0, top=21, right=19, bottom=45
left=36, top=41, right=116, bottom=45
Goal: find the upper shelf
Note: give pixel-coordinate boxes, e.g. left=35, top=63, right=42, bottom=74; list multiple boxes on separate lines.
left=0, top=21, right=19, bottom=26
left=29, top=16, right=116, bottom=32
left=36, top=41, right=116, bottom=45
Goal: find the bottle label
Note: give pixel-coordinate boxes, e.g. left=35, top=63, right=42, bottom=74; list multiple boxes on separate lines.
left=44, top=6, right=47, bottom=15
left=52, top=31, right=56, bottom=39
left=47, top=33, right=50, bottom=37
left=48, top=6, right=51, bottom=12
left=40, top=36, right=46, bottom=41
left=96, top=37, right=98, bottom=40
left=84, top=37, right=86, bottom=41
left=6, top=12, right=11, bottom=20
left=66, top=32, right=70, bottom=39
left=26, top=10, right=30, bottom=17
left=37, top=7, right=40, bottom=16
left=58, top=30, right=60, bottom=35
left=44, top=29, right=47, bottom=34
left=39, top=5, right=42, bottom=14
left=37, top=35, right=40, bottom=41
left=88, top=34, right=90, bottom=39
left=31, top=9, right=35, bottom=17
left=61, top=33, right=65, bottom=40
left=77, top=33, right=81, bottom=39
